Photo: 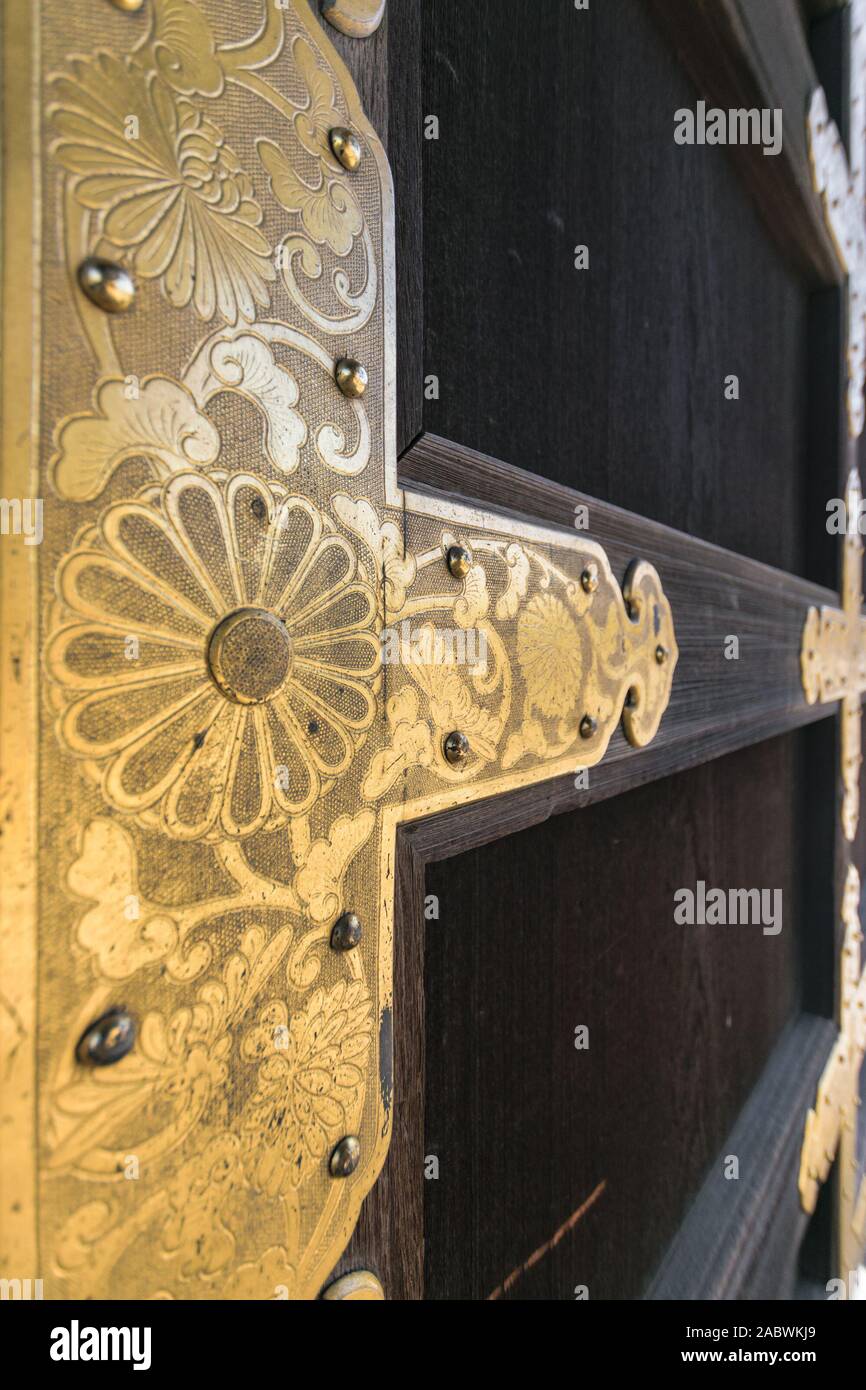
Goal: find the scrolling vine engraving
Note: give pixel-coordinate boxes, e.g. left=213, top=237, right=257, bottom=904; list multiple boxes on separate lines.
left=32, top=0, right=677, bottom=1300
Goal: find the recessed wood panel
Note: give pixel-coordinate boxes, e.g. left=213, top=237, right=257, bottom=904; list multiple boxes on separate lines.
left=423, top=732, right=808, bottom=1299
left=420, top=0, right=810, bottom=575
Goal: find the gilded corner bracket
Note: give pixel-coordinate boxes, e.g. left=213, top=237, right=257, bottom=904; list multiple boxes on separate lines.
left=4, top=0, right=677, bottom=1301
left=798, top=56, right=866, bottom=1285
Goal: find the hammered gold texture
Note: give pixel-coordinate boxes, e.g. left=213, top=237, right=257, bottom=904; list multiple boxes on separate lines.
left=0, top=0, right=677, bottom=1300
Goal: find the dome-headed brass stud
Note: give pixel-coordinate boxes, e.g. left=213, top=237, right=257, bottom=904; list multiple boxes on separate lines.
left=581, top=563, right=599, bottom=594
left=446, top=544, right=473, bottom=579
left=579, top=715, right=597, bottom=740
left=329, top=126, right=363, bottom=172
left=443, top=730, right=470, bottom=766
left=330, top=1135, right=361, bottom=1178
left=109, top=0, right=145, bottom=10
left=76, top=1008, right=136, bottom=1066
left=655, top=644, right=668, bottom=665
left=77, top=256, right=136, bottom=313
left=322, top=1271, right=385, bottom=1301
left=335, top=357, right=368, bottom=398
left=331, top=911, right=362, bottom=951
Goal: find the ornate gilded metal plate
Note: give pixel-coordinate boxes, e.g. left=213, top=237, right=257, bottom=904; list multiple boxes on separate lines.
left=0, top=0, right=676, bottom=1300
left=800, top=23, right=866, bottom=1285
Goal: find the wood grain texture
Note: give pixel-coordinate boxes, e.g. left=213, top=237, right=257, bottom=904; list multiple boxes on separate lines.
left=648, top=1012, right=838, bottom=1299
left=402, top=431, right=838, bottom=800
left=419, top=0, right=819, bottom=578
left=645, top=0, right=840, bottom=286
left=421, top=735, right=811, bottom=1300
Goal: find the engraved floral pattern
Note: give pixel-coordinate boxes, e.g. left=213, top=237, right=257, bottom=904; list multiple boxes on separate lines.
left=516, top=593, right=583, bottom=719
left=50, top=53, right=275, bottom=323
left=34, top=0, right=678, bottom=1305
left=46, top=471, right=380, bottom=838
left=240, top=982, right=372, bottom=1194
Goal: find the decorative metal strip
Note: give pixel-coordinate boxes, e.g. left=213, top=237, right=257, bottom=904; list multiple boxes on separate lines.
left=800, top=3, right=866, bottom=1285
left=3, top=0, right=677, bottom=1301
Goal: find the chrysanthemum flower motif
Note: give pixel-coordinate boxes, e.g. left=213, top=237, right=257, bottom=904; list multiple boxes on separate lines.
left=46, top=472, right=380, bottom=840
left=239, top=983, right=372, bottom=1194
left=49, top=53, right=275, bottom=324
left=516, top=593, right=583, bottom=719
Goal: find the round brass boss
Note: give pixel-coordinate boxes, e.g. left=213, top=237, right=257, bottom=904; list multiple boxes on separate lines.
left=77, top=257, right=136, bottom=313
left=329, top=126, right=363, bottom=172
left=444, top=731, right=470, bottom=766
left=76, top=1008, right=136, bottom=1066
left=446, top=545, right=473, bottom=579
left=329, top=1135, right=361, bottom=1178
left=335, top=357, right=368, bottom=398
left=331, top=912, right=363, bottom=951
left=207, top=608, right=293, bottom=706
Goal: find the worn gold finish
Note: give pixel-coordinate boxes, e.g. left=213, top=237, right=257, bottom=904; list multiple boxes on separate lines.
left=322, top=1270, right=385, bottom=1300
left=446, top=544, right=473, bottom=579
left=77, top=256, right=136, bottom=313
left=801, top=47, right=866, bottom=1284
left=798, top=867, right=866, bottom=1279
left=329, top=126, right=363, bottom=172
left=335, top=356, right=369, bottom=398
left=321, top=0, right=386, bottom=39
left=0, top=0, right=677, bottom=1301
left=801, top=470, right=866, bottom=845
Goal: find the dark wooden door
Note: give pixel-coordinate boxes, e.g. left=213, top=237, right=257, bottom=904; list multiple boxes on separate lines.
left=329, top=0, right=866, bottom=1301
left=1, top=0, right=864, bottom=1308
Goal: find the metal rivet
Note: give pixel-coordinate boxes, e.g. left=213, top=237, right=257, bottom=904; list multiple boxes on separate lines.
left=77, top=256, right=136, bottom=314
left=446, top=544, right=472, bottom=578
left=581, top=563, right=599, bottom=594
left=329, top=126, right=363, bottom=172
left=330, top=1135, right=361, bottom=1178
left=331, top=911, right=362, bottom=951
left=109, top=0, right=145, bottom=10
left=655, top=644, right=668, bottom=665
left=322, top=1271, right=385, bottom=1301
left=335, top=357, right=368, bottom=398
left=579, top=715, right=597, bottom=739
left=76, top=1008, right=136, bottom=1066
left=443, top=730, right=470, bottom=765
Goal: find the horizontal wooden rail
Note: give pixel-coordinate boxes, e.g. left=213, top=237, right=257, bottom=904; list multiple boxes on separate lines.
left=399, top=432, right=839, bottom=835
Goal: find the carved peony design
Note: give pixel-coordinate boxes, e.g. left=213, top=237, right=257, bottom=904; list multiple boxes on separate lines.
left=51, top=335, right=308, bottom=504
left=240, top=982, right=372, bottom=1194
left=46, top=472, right=380, bottom=839
left=258, top=138, right=363, bottom=257
left=516, top=593, right=583, bottom=719
left=50, top=53, right=275, bottom=323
